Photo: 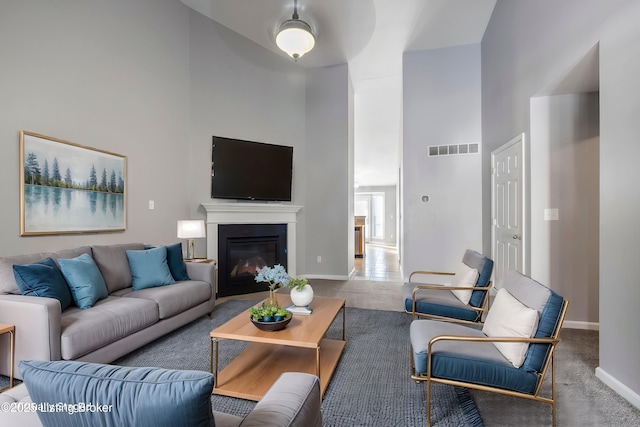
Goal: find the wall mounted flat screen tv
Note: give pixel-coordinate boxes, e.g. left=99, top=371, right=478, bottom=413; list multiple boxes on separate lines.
left=211, top=136, right=293, bottom=202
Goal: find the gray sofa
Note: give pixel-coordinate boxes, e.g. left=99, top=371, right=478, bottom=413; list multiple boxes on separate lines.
left=0, top=361, right=322, bottom=427
left=0, top=243, right=216, bottom=379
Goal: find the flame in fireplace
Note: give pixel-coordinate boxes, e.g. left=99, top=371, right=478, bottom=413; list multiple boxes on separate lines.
left=230, top=256, right=267, bottom=277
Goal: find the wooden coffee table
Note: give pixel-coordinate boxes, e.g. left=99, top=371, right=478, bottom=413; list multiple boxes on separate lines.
left=209, top=294, right=346, bottom=401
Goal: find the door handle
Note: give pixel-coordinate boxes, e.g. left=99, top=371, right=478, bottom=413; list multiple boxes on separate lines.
left=512, top=235, right=521, bottom=240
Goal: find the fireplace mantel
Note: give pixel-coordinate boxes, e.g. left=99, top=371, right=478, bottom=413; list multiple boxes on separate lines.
left=201, top=202, right=303, bottom=276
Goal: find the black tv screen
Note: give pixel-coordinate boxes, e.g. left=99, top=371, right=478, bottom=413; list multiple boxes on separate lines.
left=211, top=136, right=293, bottom=201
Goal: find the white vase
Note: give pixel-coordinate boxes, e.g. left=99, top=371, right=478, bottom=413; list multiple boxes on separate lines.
left=290, top=284, right=314, bottom=307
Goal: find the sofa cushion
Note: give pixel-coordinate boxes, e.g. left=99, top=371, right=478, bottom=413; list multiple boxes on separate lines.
left=165, top=242, right=190, bottom=281
left=60, top=296, right=159, bottom=359
left=92, top=243, right=145, bottom=293
left=58, top=253, right=109, bottom=309
left=0, top=383, right=40, bottom=426
left=402, top=282, right=480, bottom=322
left=240, top=372, right=322, bottom=427
left=12, top=257, right=73, bottom=311
left=410, top=319, right=540, bottom=394
left=482, top=288, right=539, bottom=368
left=19, top=360, right=215, bottom=427
left=503, top=271, right=565, bottom=373
left=126, top=246, right=175, bottom=290
left=124, top=280, right=212, bottom=319
left=54, top=246, right=92, bottom=262
left=461, top=250, right=494, bottom=308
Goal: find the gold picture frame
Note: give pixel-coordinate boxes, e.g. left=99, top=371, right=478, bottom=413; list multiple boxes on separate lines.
left=20, top=131, right=127, bottom=235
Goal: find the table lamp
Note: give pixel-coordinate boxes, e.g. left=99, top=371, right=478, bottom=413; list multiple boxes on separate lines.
left=177, top=220, right=206, bottom=260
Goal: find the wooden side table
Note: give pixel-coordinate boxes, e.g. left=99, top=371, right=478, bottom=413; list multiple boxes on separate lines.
left=0, top=324, right=15, bottom=391
left=184, top=258, right=217, bottom=265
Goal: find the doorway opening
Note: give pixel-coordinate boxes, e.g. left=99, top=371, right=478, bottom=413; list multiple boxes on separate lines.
left=529, top=43, right=600, bottom=329
left=355, top=192, right=385, bottom=243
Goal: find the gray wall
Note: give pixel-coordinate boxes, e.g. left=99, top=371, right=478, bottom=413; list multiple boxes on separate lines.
left=482, top=0, right=640, bottom=405
left=187, top=10, right=306, bottom=259
left=0, top=1, right=354, bottom=281
left=304, top=64, right=353, bottom=279
left=0, top=0, right=191, bottom=254
left=530, top=93, right=600, bottom=327
left=402, top=44, right=483, bottom=277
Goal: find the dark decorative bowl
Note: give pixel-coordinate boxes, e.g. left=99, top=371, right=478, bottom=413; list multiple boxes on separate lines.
left=250, top=315, right=292, bottom=332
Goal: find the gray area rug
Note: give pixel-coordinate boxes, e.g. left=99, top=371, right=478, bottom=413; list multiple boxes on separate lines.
left=115, top=299, right=483, bottom=427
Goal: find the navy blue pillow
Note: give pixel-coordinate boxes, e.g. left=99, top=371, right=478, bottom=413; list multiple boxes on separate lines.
left=165, top=243, right=190, bottom=281
left=13, top=257, right=73, bottom=311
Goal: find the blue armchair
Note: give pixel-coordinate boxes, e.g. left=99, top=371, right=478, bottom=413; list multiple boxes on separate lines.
left=403, top=250, right=494, bottom=324
left=409, top=270, right=568, bottom=426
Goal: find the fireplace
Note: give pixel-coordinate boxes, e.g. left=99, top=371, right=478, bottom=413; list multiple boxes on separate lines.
left=217, top=224, right=287, bottom=297
left=200, top=202, right=303, bottom=296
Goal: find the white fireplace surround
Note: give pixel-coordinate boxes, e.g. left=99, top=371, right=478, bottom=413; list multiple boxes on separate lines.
left=201, top=202, right=303, bottom=276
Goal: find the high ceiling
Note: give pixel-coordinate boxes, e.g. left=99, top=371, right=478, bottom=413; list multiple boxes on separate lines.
left=180, top=0, right=497, bottom=187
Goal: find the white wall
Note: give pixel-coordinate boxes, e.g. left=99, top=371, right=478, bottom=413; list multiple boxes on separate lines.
left=0, top=0, right=191, bottom=254
left=304, top=64, right=353, bottom=279
left=482, top=0, right=640, bottom=406
left=402, top=44, right=483, bottom=277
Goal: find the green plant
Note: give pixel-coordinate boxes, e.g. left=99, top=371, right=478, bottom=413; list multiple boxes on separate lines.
left=262, top=304, right=278, bottom=316
left=287, top=277, right=309, bottom=292
left=249, top=303, right=286, bottom=321
left=249, top=306, right=263, bottom=322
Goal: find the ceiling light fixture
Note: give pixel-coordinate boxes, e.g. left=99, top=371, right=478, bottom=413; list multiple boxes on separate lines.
left=275, top=0, right=315, bottom=61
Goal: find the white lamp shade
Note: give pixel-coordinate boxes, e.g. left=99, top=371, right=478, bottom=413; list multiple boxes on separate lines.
left=177, top=220, right=206, bottom=239
left=276, top=19, right=315, bottom=59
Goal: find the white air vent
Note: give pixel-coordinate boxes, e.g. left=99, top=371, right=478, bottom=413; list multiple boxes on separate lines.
left=428, top=143, right=480, bottom=157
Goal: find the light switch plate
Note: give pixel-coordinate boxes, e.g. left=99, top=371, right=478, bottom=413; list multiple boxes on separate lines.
left=544, top=208, right=559, bottom=221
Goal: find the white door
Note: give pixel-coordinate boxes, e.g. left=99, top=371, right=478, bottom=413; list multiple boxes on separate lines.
left=491, top=133, right=526, bottom=289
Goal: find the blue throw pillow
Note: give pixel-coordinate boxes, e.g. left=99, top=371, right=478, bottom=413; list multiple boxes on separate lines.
left=58, top=253, right=108, bottom=309
left=126, top=246, right=175, bottom=290
left=165, top=242, right=190, bottom=281
left=19, top=360, right=215, bottom=427
left=12, top=257, right=73, bottom=311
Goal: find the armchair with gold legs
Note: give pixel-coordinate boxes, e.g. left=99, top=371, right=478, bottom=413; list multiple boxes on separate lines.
left=403, top=250, right=494, bottom=325
left=409, top=270, right=568, bottom=426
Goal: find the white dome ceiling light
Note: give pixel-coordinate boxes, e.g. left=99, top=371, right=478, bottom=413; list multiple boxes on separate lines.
left=275, top=0, right=315, bottom=61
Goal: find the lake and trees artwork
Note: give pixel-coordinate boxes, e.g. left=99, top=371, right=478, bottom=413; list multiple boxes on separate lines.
left=20, top=131, right=127, bottom=235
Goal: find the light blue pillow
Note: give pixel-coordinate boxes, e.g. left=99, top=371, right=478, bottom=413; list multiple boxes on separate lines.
left=58, top=253, right=108, bottom=309
left=12, top=257, right=73, bottom=311
left=19, top=360, right=215, bottom=427
left=126, top=246, right=175, bottom=290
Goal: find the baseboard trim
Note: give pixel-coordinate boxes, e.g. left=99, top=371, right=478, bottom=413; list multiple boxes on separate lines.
left=563, top=320, right=599, bottom=330
left=303, top=274, right=351, bottom=281
left=596, top=367, right=640, bottom=410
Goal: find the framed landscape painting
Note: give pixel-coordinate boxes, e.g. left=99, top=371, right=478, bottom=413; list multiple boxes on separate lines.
left=20, top=131, right=127, bottom=235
